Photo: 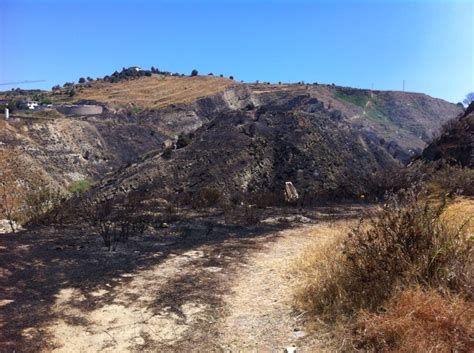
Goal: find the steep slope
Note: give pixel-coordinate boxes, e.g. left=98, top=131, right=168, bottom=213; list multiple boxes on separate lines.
left=91, top=93, right=429, bottom=202
left=422, top=102, right=474, bottom=167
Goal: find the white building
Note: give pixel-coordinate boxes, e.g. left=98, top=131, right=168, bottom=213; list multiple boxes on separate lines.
left=26, top=101, right=39, bottom=110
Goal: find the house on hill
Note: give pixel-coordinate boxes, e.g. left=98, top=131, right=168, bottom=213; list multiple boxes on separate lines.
left=26, top=100, right=39, bottom=110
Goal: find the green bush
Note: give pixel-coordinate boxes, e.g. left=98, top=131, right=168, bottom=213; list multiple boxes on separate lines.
left=69, top=179, right=92, bottom=195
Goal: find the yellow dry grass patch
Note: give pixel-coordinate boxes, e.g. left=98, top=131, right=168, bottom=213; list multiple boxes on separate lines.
left=291, top=196, right=474, bottom=330
left=73, top=75, right=236, bottom=109
left=291, top=220, right=356, bottom=325
left=443, top=196, right=474, bottom=234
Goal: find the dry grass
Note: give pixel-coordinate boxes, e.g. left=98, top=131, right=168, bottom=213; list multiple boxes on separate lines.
left=443, top=197, right=474, bottom=233
left=292, top=193, right=473, bottom=352
left=69, top=75, right=235, bottom=109
left=292, top=220, right=356, bottom=324
left=352, top=288, right=474, bottom=352
left=293, top=190, right=473, bottom=325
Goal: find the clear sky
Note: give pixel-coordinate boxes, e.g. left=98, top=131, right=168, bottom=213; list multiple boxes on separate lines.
left=0, top=0, right=472, bottom=102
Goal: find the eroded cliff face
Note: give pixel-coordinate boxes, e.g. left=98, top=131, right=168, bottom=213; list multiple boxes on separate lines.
left=0, top=80, right=462, bottom=198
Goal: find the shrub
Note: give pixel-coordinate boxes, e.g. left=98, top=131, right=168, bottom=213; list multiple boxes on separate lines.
left=176, top=133, right=192, bottom=149
left=343, top=187, right=472, bottom=304
left=40, top=97, right=52, bottom=105
left=80, top=196, right=116, bottom=249
left=22, top=186, right=67, bottom=225
left=191, top=69, right=198, bottom=77
left=79, top=191, right=151, bottom=251
left=293, top=186, right=472, bottom=324
left=352, top=289, right=474, bottom=352
left=191, top=186, right=222, bottom=208
left=78, top=77, right=86, bottom=84
left=427, top=163, right=474, bottom=196
left=161, top=147, right=173, bottom=159
left=69, top=179, right=92, bottom=195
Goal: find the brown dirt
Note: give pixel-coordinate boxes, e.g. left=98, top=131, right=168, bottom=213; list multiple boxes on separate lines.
left=0, top=206, right=365, bottom=352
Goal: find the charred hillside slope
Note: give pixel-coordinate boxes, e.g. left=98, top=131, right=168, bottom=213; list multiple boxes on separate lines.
left=0, top=77, right=462, bottom=195
left=422, top=102, right=474, bottom=167
left=92, top=91, right=458, bottom=203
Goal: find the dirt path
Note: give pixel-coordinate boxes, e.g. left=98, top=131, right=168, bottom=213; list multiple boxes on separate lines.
left=40, top=222, right=340, bottom=352
left=217, top=224, right=332, bottom=352
left=2, top=207, right=363, bottom=352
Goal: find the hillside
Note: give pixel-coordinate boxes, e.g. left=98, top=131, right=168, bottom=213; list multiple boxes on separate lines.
left=0, top=76, right=462, bottom=196
left=55, top=75, right=237, bottom=110
left=422, top=102, right=474, bottom=167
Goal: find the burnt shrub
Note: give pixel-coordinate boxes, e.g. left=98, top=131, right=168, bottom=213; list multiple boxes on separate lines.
left=22, top=186, right=67, bottom=225
left=426, top=162, right=474, bottom=196
left=191, top=186, right=223, bottom=208
left=176, top=133, right=192, bottom=149
left=80, top=192, right=151, bottom=251
left=161, top=147, right=173, bottom=159
left=246, top=191, right=283, bottom=208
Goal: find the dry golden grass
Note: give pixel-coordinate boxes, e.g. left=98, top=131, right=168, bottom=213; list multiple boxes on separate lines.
left=71, top=75, right=236, bottom=109
left=443, top=197, right=474, bottom=233
left=292, top=194, right=474, bottom=324
left=291, top=220, right=356, bottom=324
left=353, top=288, right=474, bottom=352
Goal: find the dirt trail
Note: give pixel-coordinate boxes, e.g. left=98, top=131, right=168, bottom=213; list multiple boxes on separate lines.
left=217, top=224, right=332, bottom=352
left=40, top=222, right=339, bottom=352
left=2, top=208, right=363, bottom=352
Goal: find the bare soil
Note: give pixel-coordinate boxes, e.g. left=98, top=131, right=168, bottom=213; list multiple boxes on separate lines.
left=0, top=205, right=367, bottom=352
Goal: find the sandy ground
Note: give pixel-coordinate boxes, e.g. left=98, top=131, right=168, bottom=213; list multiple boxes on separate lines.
left=0, top=206, right=365, bottom=352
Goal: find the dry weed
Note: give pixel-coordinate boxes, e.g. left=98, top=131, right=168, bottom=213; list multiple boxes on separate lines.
left=352, top=288, right=474, bottom=352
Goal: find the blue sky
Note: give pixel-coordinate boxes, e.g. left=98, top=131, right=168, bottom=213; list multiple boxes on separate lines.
left=0, top=0, right=472, bottom=102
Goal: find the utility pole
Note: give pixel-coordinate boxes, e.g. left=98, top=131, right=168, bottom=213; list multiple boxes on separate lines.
left=403, top=80, right=405, bottom=92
